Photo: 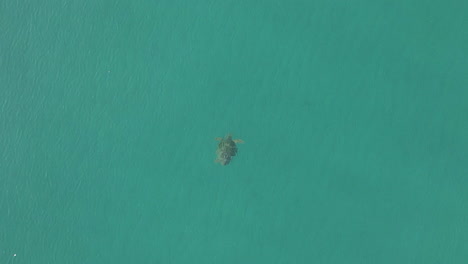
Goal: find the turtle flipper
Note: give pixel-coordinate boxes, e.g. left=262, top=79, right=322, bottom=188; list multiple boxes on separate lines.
left=215, top=137, right=222, bottom=141
left=233, top=139, right=244, bottom=144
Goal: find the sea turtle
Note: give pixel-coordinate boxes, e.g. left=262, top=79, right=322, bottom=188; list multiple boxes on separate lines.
left=215, top=134, right=244, bottom=166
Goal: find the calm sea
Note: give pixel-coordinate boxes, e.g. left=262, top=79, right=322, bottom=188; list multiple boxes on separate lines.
left=1, top=0, right=467, bottom=263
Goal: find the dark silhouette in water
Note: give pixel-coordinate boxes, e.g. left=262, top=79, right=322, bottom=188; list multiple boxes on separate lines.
left=215, top=134, right=244, bottom=165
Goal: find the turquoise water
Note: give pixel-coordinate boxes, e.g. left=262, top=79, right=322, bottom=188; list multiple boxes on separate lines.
left=1, top=0, right=467, bottom=263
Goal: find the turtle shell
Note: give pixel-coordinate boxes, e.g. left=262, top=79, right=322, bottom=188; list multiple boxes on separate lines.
left=215, top=135, right=242, bottom=165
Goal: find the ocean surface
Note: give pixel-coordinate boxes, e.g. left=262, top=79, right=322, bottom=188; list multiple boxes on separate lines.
left=1, top=0, right=467, bottom=263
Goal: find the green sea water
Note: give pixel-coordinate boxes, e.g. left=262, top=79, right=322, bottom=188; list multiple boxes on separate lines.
left=1, top=0, right=467, bottom=263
